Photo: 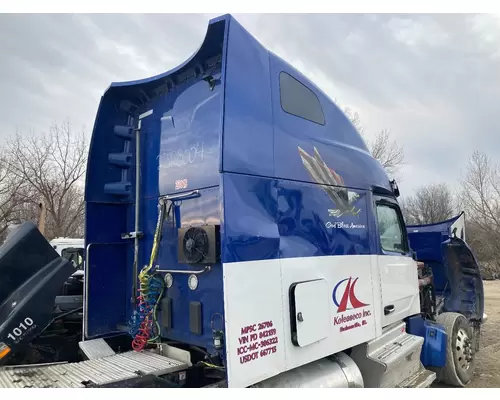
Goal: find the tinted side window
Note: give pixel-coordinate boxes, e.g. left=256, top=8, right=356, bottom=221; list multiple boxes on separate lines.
left=376, top=204, right=408, bottom=253
left=279, top=72, right=325, bottom=125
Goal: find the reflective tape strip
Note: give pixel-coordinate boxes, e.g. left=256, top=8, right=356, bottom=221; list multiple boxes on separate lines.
left=0, top=343, right=11, bottom=359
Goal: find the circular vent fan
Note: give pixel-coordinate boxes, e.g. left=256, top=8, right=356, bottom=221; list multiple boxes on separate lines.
left=182, top=227, right=209, bottom=264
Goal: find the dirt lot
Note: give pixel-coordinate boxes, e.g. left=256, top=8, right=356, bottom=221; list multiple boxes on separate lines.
left=432, top=280, right=500, bottom=388
left=431, top=280, right=500, bottom=388
left=464, top=280, right=500, bottom=388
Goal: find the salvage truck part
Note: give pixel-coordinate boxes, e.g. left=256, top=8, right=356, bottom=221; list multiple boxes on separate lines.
left=0, top=14, right=485, bottom=388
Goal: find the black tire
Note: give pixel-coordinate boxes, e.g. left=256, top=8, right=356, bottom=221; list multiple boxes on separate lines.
left=434, top=312, right=476, bottom=387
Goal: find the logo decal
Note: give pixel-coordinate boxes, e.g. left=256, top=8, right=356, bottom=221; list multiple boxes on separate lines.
left=332, top=277, right=369, bottom=313
left=332, top=277, right=372, bottom=332
left=298, top=146, right=361, bottom=218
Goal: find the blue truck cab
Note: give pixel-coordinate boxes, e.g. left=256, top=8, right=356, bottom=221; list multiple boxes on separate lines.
left=81, top=13, right=485, bottom=388
left=0, top=13, right=485, bottom=389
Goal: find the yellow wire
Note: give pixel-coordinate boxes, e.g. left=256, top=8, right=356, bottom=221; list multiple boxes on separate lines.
left=148, top=275, right=164, bottom=343
left=137, top=200, right=167, bottom=344
left=200, top=362, right=225, bottom=370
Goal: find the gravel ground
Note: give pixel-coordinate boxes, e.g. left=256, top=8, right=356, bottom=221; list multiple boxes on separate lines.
left=433, top=280, right=500, bottom=388
left=466, top=280, right=500, bottom=388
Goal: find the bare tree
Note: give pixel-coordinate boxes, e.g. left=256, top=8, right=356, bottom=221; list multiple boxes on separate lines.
left=4, top=121, right=88, bottom=240
left=0, top=151, right=29, bottom=241
left=464, top=222, right=500, bottom=278
left=458, top=150, right=500, bottom=274
left=343, top=107, right=404, bottom=177
left=366, top=129, right=405, bottom=178
left=343, top=108, right=364, bottom=136
left=400, top=183, right=456, bottom=225
left=459, top=151, right=500, bottom=228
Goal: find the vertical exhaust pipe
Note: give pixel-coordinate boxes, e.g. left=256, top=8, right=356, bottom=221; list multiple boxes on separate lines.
left=131, top=109, right=152, bottom=303
left=38, top=200, right=47, bottom=237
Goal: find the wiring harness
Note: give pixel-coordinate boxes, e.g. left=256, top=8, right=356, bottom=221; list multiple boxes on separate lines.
left=130, top=199, right=171, bottom=352
left=130, top=274, right=164, bottom=351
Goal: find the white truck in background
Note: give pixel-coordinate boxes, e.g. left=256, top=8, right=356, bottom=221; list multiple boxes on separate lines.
left=50, top=237, right=85, bottom=274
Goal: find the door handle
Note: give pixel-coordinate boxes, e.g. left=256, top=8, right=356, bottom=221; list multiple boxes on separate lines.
left=384, top=305, right=395, bottom=315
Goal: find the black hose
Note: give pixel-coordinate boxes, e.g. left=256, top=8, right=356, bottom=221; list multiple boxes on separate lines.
left=51, top=306, right=83, bottom=323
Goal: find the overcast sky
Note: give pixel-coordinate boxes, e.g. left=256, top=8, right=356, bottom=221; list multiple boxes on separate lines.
left=1, top=13, right=499, bottom=196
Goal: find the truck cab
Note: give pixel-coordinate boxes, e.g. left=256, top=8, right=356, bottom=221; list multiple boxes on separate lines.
left=0, top=14, right=485, bottom=388
left=50, top=237, right=85, bottom=272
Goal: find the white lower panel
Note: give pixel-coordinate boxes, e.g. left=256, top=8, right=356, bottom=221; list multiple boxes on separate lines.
left=279, top=255, right=378, bottom=372
left=222, top=254, right=411, bottom=388
left=293, top=279, right=330, bottom=347
left=223, top=258, right=286, bottom=388
left=378, top=255, right=421, bottom=327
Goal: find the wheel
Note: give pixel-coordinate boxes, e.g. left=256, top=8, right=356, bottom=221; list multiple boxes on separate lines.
left=434, top=312, right=476, bottom=387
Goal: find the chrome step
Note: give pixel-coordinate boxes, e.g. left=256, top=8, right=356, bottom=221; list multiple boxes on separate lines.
left=397, top=368, right=436, bottom=388
left=350, top=321, right=436, bottom=388
left=0, top=350, right=188, bottom=388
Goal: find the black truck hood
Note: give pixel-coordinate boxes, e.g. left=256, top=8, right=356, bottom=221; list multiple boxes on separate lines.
left=0, top=222, right=75, bottom=364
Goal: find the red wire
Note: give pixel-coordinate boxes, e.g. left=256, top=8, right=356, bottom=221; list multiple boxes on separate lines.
left=132, top=294, right=153, bottom=352
left=132, top=318, right=151, bottom=351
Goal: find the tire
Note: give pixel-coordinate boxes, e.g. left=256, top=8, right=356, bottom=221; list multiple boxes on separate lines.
left=434, top=312, right=476, bottom=387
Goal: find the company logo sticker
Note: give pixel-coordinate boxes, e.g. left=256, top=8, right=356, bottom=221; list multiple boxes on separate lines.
left=298, top=146, right=362, bottom=218
left=298, top=146, right=366, bottom=230
left=333, top=277, right=369, bottom=312
left=332, top=277, right=371, bottom=333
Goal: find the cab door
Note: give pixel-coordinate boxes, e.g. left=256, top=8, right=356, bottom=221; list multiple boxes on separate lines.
left=374, top=197, right=420, bottom=327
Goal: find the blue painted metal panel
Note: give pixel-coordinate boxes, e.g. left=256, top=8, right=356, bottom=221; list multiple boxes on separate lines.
left=136, top=76, right=223, bottom=198
left=143, top=190, right=224, bottom=351
left=276, top=180, right=371, bottom=259
left=221, top=172, right=373, bottom=264
left=407, top=213, right=462, bottom=237
left=222, top=18, right=274, bottom=177
left=406, top=315, right=447, bottom=368
left=442, top=239, right=484, bottom=320
left=85, top=16, right=229, bottom=346
left=85, top=95, right=134, bottom=204
left=84, top=202, right=129, bottom=338
left=221, top=173, right=280, bottom=264
left=269, top=52, right=390, bottom=193
left=408, top=214, right=484, bottom=320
